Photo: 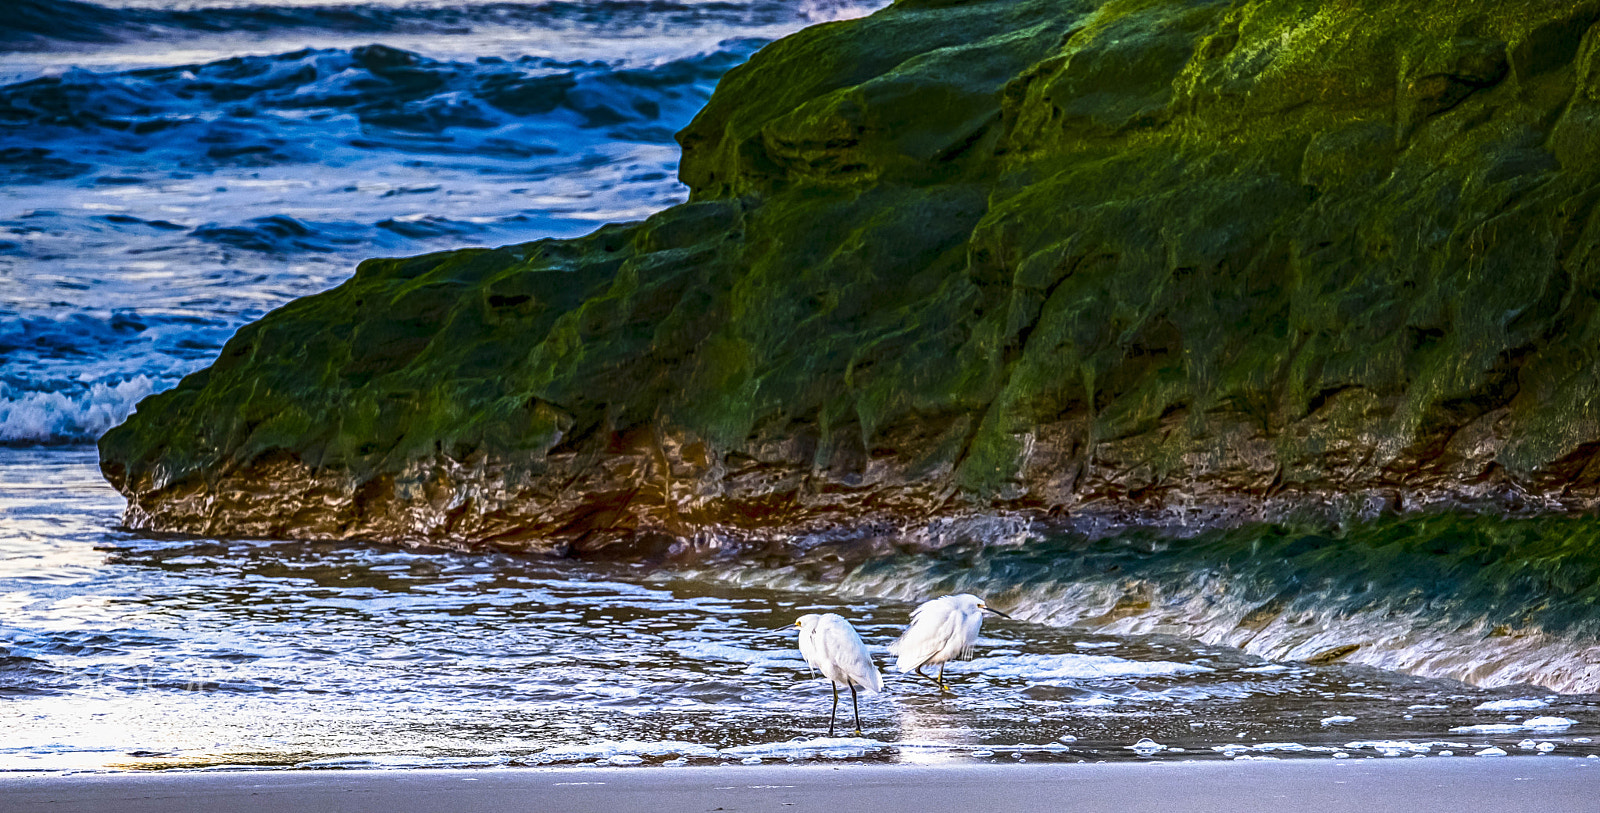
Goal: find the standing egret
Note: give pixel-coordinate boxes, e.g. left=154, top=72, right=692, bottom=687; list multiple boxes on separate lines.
left=792, top=613, right=883, bottom=736
left=891, top=594, right=1011, bottom=693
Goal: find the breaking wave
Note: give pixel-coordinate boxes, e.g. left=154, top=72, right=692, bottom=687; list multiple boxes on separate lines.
left=0, top=376, right=157, bottom=444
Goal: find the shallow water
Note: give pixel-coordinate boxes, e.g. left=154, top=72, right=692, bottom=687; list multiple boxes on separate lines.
left=4, top=447, right=1599, bottom=772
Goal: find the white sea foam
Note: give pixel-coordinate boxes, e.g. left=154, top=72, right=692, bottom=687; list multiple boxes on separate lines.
left=719, top=737, right=884, bottom=760
left=294, top=755, right=502, bottom=769
left=979, top=742, right=1073, bottom=753
left=1127, top=738, right=1165, bottom=754
left=1450, top=716, right=1577, bottom=734
left=533, top=740, right=720, bottom=764
left=1474, top=698, right=1551, bottom=712
left=1449, top=724, right=1523, bottom=734
left=1344, top=741, right=1468, bottom=754
left=1476, top=747, right=1508, bottom=757
left=962, top=653, right=1211, bottom=684
left=1214, top=743, right=1339, bottom=754
left=1522, top=716, right=1579, bottom=729
left=1320, top=715, right=1357, bottom=726
left=0, top=377, right=158, bottom=443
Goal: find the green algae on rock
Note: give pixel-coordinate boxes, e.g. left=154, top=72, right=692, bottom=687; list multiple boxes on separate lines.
left=103, top=0, right=1600, bottom=554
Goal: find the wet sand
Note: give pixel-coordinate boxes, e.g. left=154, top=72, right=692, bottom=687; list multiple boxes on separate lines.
left=4, top=759, right=1595, bottom=813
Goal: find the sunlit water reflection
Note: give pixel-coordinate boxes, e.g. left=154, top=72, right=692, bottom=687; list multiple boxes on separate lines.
left=3, top=447, right=1599, bottom=772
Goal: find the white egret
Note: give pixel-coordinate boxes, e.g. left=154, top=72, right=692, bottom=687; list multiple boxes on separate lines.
left=792, top=613, right=883, bottom=736
left=891, top=594, right=1011, bottom=693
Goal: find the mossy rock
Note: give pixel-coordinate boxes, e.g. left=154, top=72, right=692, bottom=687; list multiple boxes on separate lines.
left=102, top=0, right=1600, bottom=551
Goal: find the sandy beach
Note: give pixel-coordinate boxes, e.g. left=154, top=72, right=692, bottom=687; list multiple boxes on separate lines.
left=5, top=759, right=1596, bottom=813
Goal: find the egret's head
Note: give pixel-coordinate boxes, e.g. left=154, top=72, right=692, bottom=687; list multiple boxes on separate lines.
left=793, top=613, right=822, bottom=631
left=971, top=596, right=1012, bottom=619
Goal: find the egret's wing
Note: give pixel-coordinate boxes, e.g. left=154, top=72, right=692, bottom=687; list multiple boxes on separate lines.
left=797, top=625, right=822, bottom=675
left=820, top=616, right=884, bottom=693
left=957, top=605, right=983, bottom=661
left=894, top=597, right=957, bottom=672
left=889, top=601, right=934, bottom=659
left=892, top=616, right=934, bottom=672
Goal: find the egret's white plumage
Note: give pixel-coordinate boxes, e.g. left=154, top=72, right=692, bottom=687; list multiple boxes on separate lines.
left=793, top=613, right=882, bottom=735
left=891, top=594, right=1009, bottom=692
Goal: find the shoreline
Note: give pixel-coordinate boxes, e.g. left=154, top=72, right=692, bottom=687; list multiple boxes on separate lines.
left=4, top=759, right=1596, bottom=813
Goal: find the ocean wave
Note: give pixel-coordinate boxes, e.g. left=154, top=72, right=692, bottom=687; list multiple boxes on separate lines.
left=1, top=309, right=234, bottom=384
left=190, top=214, right=364, bottom=253
left=0, top=376, right=158, bottom=444
left=0, top=0, right=127, bottom=48
left=0, top=309, right=233, bottom=444
left=0, top=40, right=762, bottom=171
left=0, top=0, right=879, bottom=52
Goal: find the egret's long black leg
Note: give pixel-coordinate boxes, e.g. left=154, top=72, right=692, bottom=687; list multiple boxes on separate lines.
left=850, top=683, right=862, bottom=735
left=829, top=682, right=839, bottom=737
left=937, top=661, right=952, bottom=694
left=912, top=665, right=943, bottom=688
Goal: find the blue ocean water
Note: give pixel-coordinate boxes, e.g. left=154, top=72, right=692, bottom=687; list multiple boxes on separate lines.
left=0, top=0, right=882, bottom=443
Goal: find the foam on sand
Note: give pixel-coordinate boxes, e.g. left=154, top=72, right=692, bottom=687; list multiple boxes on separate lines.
left=1450, top=717, right=1578, bottom=734
left=531, top=740, right=721, bottom=765
left=1474, top=698, right=1552, bottom=712
left=719, top=737, right=885, bottom=760
left=1214, top=743, right=1341, bottom=755
left=1343, top=741, right=1470, bottom=756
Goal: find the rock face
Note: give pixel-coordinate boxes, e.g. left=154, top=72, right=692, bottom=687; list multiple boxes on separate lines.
left=103, top=0, right=1600, bottom=554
